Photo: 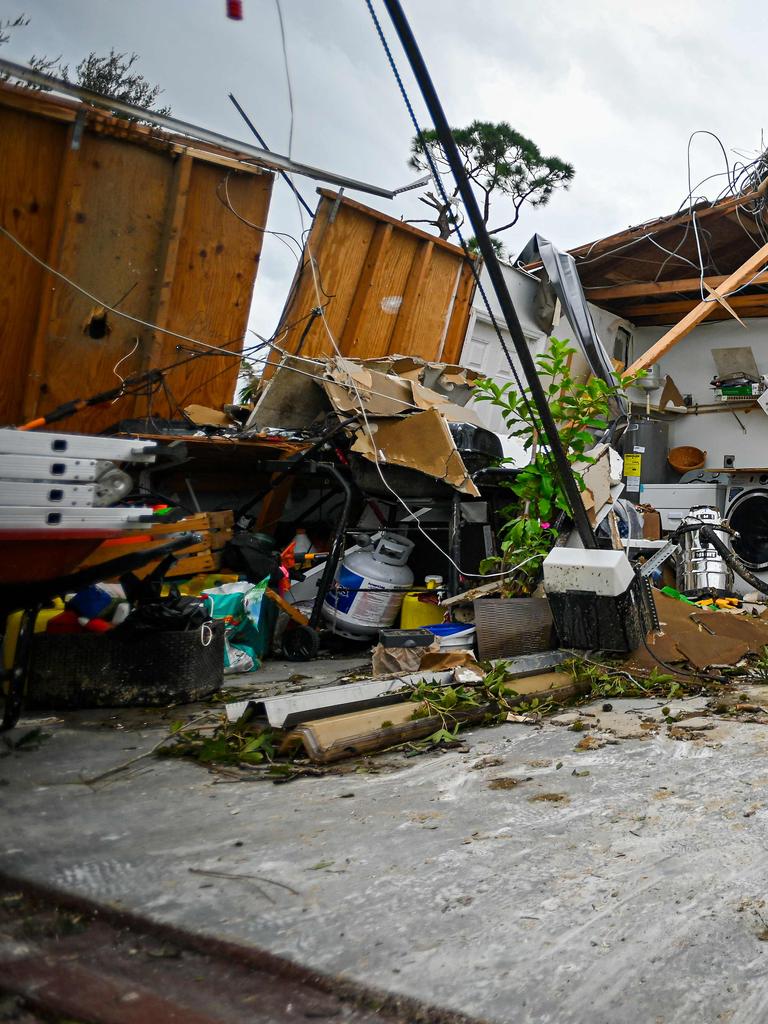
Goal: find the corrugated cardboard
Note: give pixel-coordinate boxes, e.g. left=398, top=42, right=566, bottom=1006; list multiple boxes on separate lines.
left=351, top=408, right=480, bottom=497
left=637, top=504, right=661, bottom=540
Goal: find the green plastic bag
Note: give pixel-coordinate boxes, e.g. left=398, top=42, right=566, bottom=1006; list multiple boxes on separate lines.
left=202, top=578, right=269, bottom=673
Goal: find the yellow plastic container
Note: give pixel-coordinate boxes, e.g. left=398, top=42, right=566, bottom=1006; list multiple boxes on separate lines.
left=3, top=601, right=64, bottom=670
left=400, top=590, right=444, bottom=629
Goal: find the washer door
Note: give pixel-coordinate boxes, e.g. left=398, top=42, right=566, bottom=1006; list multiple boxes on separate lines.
left=728, top=488, right=768, bottom=570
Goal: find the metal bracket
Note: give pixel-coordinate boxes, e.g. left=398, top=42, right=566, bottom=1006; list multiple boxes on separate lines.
left=639, top=540, right=680, bottom=578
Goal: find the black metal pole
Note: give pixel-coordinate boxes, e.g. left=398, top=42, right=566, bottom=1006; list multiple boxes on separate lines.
left=380, top=0, right=597, bottom=549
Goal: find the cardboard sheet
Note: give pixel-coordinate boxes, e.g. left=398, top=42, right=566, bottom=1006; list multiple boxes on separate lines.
left=626, top=591, right=768, bottom=672
left=184, top=404, right=232, bottom=427
left=351, top=408, right=480, bottom=497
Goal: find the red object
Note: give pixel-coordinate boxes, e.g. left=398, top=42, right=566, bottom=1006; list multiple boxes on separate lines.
left=83, top=617, right=112, bottom=633
left=0, top=530, right=124, bottom=585
left=46, top=611, right=83, bottom=634
left=226, top=0, right=243, bottom=19
left=281, top=540, right=297, bottom=571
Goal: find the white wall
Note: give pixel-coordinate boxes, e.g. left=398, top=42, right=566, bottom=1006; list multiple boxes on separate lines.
left=459, top=263, right=633, bottom=463
left=459, top=262, right=768, bottom=475
left=631, top=318, right=768, bottom=469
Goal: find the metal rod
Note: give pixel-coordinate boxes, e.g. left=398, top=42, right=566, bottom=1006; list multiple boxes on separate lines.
left=228, top=93, right=315, bottom=218
left=309, top=463, right=353, bottom=629
left=379, top=1, right=597, bottom=549
left=0, top=58, right=396, bottom=199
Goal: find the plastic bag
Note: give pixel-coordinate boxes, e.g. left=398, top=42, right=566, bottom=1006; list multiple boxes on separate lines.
left=201, top=579, right=269, bottom=674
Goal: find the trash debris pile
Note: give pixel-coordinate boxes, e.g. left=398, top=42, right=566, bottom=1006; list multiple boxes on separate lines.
left=6, top=51, right=768, bottom=788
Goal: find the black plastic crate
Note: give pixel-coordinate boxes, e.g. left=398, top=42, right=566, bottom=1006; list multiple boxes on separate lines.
left=27, top=621, right=224, bottom=709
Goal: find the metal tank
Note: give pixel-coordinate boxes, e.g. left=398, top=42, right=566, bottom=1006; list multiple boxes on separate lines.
left=676, top=505, right=734, bottom=598
left=621, top=417, right=673, bottom=502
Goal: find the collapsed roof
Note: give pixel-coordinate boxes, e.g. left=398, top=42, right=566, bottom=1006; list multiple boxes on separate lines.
left=528, top=189, right=768, bottom=326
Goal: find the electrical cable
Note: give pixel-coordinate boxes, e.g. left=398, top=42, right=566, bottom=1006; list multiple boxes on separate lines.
left=274, top=0, right=295, bottom=159
left=110, top=337, right=140, bottom=403
left=216, top=172, right=304, bottom=263
left=638, top=629, right=730, bottom=685
left=363, top=0, right=583, bottom=557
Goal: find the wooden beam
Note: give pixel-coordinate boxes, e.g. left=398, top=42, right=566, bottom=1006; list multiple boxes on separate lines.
left=387, top=240, right=433, bottom=354
left=564, top=191, right=761, bottom=265
left=144, top=152, right=193, bottom=375
left=620, top=292, right=768, bottom=320
left=440, top=255, right=477, bottom=363
left=629, top=305, right=768, bottom=327
left=585, top=270, right=768, bottom=303
left=317, top=188, right=477, bottom=257
left=627, top=242, right=768, bottom=373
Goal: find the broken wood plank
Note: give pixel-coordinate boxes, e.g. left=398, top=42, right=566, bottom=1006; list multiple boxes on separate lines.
left=585, top=269, right=768, bottom=302
left=620, top=291, right=768, bottom=321
left=627, top=241, right=768, bottom=373
left=441, top=578, right=504, bottom=607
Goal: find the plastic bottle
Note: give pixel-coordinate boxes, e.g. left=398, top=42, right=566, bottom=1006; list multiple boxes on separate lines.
left=400, top=575, right=445, bottom=629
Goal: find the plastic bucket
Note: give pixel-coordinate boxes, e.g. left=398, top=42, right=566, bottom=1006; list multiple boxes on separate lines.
left=425, top=623, right=476, bottom=651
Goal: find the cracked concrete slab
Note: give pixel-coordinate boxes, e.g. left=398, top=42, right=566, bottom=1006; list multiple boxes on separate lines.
left=4, top=697, right=768, bottom=1023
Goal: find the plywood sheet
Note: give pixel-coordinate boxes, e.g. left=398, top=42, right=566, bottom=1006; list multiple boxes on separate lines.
left=0, top=83, right=273, bottom=433
left=0, top=105, right=67, bottom=422
left=39, top=133, right=172, bottom=434
left=156, top=163, right=273, bottom=417
left=267, top=190, right=476, bottom=374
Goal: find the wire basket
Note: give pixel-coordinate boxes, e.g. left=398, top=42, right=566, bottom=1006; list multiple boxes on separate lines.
left=27, top=622, right=224, bottom=709
left=473, top=598, right=557, bottom=661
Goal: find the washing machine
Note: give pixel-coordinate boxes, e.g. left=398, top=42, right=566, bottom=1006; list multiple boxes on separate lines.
left=724, top=472, right=768, bottom=593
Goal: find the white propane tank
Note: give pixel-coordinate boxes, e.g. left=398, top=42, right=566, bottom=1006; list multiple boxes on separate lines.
left=322, top=532, right=414, bottom=639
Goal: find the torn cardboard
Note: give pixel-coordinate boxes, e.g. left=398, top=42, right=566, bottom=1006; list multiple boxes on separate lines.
left=351, top=408, right=480, bottom=497
left=372, top=638, right=440, bottom=676
left=184, top=404, right=233, bottom=427
left=625, top=590, right=768, bottom=673
left=575, top=444, right=623, bottom=528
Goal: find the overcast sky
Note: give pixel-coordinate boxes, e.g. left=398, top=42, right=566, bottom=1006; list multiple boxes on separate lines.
left=3, top=0, right=765, bottom=345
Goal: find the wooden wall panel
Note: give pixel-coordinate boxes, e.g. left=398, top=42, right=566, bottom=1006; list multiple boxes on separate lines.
left=157, top=163, right=273, bottom=415
left=0, top=82, right=273, bottom=433
left=267, top=190, right=477, bottom=374
left=285, top=201, right=378, bottom=362
left=0, top=105, right=66, bottom=422
left=39, top=134, right=173, bottom=434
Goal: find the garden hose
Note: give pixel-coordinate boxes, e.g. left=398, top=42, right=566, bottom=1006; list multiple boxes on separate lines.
left=697, top=524, right=768, bottom=597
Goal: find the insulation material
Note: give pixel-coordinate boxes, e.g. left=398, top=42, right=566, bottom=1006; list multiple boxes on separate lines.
left=351, top=408, right=480, bottom=497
